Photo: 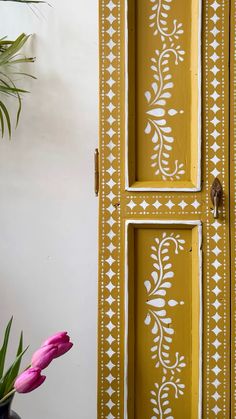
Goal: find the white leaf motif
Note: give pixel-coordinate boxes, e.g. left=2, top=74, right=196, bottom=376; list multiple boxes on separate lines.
left=144, top=232, right=186, bottom=418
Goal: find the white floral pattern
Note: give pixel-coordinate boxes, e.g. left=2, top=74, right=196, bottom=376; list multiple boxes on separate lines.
left=150, top=378, right=185, bottom=419
left=144, top=233, right=186, bottom=417
left=145, top=0, right=186, bottom=180
left=149, top=0, right=184, bottom=41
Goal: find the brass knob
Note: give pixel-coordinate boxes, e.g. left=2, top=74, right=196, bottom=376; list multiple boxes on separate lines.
left=94, top=148, right=99, bottom=197
left=210, top=178, right=223, bottom=219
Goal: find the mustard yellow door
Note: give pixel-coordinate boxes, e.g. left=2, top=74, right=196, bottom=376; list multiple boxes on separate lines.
left=98, top=0, right=234, bottom=417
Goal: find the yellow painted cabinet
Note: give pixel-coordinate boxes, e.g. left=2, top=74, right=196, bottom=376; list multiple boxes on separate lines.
left=98, top=0, right=235, bottom=417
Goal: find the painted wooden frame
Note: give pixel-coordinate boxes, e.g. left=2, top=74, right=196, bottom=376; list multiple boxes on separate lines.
left=231, top=1, right=236, bottom=417
left=98, top=0, right=231, bottom=417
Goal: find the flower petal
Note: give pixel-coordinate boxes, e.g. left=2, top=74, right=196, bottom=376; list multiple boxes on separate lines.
left=55, top=342, right=73, bottom=358
left=14, top=368, right=46, bottom=394
left=31, top=344, right=57, bottom=370
left=42, top=332, right=69, bottom=346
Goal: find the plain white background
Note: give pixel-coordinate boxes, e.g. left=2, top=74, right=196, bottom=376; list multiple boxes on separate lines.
left=0, top=1, right=98, bottom=418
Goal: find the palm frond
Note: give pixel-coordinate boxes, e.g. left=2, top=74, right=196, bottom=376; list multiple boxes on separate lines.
left=0, top=0, right=47, bottom=137
left=0, top=34, right=35, bottom=137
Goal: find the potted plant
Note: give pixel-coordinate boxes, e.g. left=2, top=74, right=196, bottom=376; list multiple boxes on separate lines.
left=0, top=318, right=73, bottom=418
left=0, top=0, right=46, bottom=137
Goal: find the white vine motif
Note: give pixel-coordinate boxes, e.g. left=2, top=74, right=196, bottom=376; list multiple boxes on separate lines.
left=150, top=378, right=185, bottom=419
left=145, top=45, right=185, bottom=180
left=144, top=233, right=186, bottom=375
left=149, top=0, right=184, bottom=41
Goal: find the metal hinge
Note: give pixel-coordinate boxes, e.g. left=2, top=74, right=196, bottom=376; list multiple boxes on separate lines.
left=94, top=148, right=99, bottom=196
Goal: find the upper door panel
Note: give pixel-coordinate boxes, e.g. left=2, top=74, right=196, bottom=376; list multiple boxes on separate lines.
left=126, top=0, right=202, bottom=191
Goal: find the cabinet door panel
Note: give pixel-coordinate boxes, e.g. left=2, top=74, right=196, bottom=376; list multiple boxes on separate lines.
left=127, top=0, right=201, bottom=191
left=125, top=222, right=201, bottom=419
left=98, top=1, right=231, bottom=418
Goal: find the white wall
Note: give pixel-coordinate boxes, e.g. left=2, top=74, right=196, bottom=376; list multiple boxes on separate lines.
left=0, top=1, right=98, bottom=418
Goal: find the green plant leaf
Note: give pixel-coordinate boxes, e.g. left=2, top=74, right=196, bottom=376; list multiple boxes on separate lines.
left=0, top=105, right=4, bottom=137
left=0, top=344, right=29, bottom=398
left=7, top=58, right=35, bottom=64
left=12, top=79, right=22, bottom=128
left=0, top=100, right=11, bottom=137
left=0, top=76, right=28, bottom=128
left=0, top=317, right=13, bottom=379
left=0, top=32, right=36, bottom=137
left=4, top=335, right=29, bottom=396
left=13, top=72, right=36, bottom=80
left=0, top=33, right=31, bottom=64
left=16, top=332, right=23, bottom=365
left=0, top=83, right=28, bottom=94
left=0, top=333, right=23, bottom=397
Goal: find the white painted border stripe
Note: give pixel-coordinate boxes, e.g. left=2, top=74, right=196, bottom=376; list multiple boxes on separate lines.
left=126, top=186, right=201, bottom=192
left=124, top=219, right=202, bottom=419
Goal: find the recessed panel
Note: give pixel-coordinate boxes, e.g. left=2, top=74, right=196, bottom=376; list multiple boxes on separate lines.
left=125, top=222, right=201, bottom=418
left=126, top=0, right=201, bottom=190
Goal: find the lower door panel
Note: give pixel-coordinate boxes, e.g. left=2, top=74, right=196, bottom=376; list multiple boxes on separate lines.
left=125, top=221, right=202, bottom=419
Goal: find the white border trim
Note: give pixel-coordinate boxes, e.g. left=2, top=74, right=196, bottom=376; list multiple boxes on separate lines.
left=197, top=0, right=202, bottom=192
left=124, top=219, right=202, bottom=419
left=124, top=0, right=129, bottom=190
left=126, top=186, right=201, bottom=192
left=124, top=1, right=202, bottom=192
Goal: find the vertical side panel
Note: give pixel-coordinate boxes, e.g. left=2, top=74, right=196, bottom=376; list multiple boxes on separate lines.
left=231, top=1, right=236, bottom=416
left=203, top=0, right=231, bottom=416
left=125, top=222, right=202, bottom=419
left=98, top=1, right=123, bottom=418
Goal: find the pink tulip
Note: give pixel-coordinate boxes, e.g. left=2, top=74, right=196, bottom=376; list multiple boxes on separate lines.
left=14, top=368, right=46, bottom=394
left=42, top=331, right=73, bottom=358
left=42, top=331, right=70, bottom=346
left=54, top=341, right=73, bottom=358
left=31, top=344, right=58, bottom=370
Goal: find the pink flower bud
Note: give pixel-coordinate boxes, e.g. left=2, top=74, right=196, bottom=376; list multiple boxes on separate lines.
left=55, top=341, right=73, bottom=358
left=42, top=332, right=73, bottom=358
left=14, top=368, right=46, bottom=394
left=31, top=344, right=58, bottom=370
left=42, top=332, right=70, bottom=346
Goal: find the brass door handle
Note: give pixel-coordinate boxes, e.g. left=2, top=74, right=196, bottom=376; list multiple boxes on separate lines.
left=210, top=178, right=223, bottom=219
left=94, top=148, right=99, bottom=196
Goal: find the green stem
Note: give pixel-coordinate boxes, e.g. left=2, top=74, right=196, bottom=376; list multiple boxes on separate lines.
left=0, top=388, right=16, bottom=404
left=0, top=365, right=31, bottom=404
